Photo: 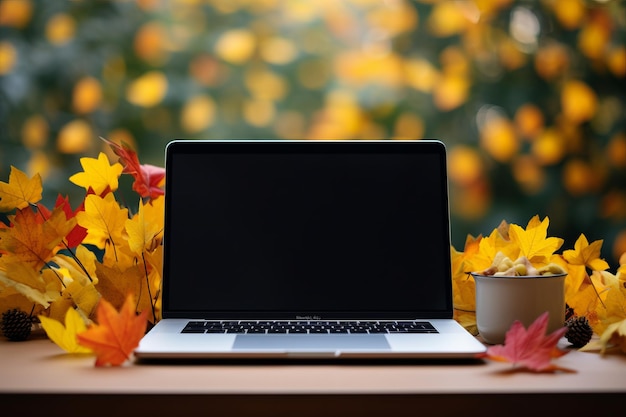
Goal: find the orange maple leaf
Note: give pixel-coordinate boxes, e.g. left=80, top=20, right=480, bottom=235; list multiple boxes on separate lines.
left=77, top=295, right=148, bottom=367
left=0, top=206, right=75, bottom=270
left=481, top=312, right=574, bottom=373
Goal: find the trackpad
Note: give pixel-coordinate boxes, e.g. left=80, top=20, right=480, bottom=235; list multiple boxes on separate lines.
left=233, top=334, right=390, bottom=350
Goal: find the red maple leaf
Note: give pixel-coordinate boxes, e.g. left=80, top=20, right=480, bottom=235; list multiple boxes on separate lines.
left=39, top=195, right=88, bottom=248
left=102, top=137, right=165, bottom=200
left=481, top=312, right=574, bottom=373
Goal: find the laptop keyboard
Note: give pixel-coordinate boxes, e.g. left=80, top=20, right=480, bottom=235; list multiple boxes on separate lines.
left=181, top=320, right=438, bottom=334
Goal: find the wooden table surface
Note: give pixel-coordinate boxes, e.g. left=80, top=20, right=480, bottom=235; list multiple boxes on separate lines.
left=1, top=337, right=625, bottom=416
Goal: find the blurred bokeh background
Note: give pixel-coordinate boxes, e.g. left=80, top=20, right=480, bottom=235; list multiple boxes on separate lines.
left=1, top=0, right=625, bottom=266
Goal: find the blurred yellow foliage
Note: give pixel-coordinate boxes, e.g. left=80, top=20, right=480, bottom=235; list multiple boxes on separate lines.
left=427, top=2, right=474, bottom=37
left=561, top=80, right=598, bottom=124
left=0, top=41, right=17, bottom=75
left=215, top=29, right=256, bottom=64
left=126, top=71, right=168, bottom=107
left=260, top=37, right=298, bottom=65
left=181, top=95, right=216, bottom=133
left=550, top=0, right=585, bottom=30
left=21, top=115, right=49, bottom=150
left=480, top=116, right=519, bottom=163
left=515, top=104, right=544, bottom=140
left=72, top=77, right=103, bottom=115
left=532, top=128, right=566, bottom=166
left=245, top=69, right=288, bottom=101
left=513, top=155, right=545, bottom=195
left=45, top=14, right=76, bottom=45
left=448, top=145, right=483, bottom=186
left=0, top=0, right=33, bottom=29
left=57, top=120, right=94, bottom=154
left=134, top=22, right=170, bottom=65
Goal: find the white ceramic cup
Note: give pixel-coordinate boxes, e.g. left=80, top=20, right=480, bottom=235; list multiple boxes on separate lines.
left=472, top=273, right=566, bottom=345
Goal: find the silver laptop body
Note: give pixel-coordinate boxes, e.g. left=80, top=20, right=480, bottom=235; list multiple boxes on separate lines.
left=135, top=140, right=486, bottom=359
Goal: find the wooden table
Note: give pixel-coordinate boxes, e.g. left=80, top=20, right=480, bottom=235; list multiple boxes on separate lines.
left=1, top=337, right=624, bottom=416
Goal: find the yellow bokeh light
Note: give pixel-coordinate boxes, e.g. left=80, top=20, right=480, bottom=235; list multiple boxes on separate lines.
left=215, top=29, right=256, bottom=64
left=433, top=73, right=469, bottom=111
left=57, top=119, right=94, bottom=154
left=532, top=128, right=566, bottom=166
left=181, top=95, right=216, bottom=133
left=427, top=2, right=472, bottom=37
left=512, top=155, right=545, bottom=195
left=260, top=37, right=298, bottom=65
left=561, top=80, right=598, bottom=124
left=134, top=21, right=170, bottom=65
left=245, top=69, right=288, bottom=101
left=551, top=0, right=585, bottom=30
left=607, top=46, right=626, bottom=78
left=27, top=151, right=50, bottom=182
left=607, top=133, right=626, bottom=169
left=515, top=104, right=544, bottom=140
left=21, top=115, right=49, bottom=150
left=534, top=42, right=569, bottom=80
left=563, top=159, right=595, bottom=196
left=578, top=18, right=610, bottom=61
left=46, top=14, right=76, bottom=45
left=126, top=71, right=168, bottom=108
left=448, top=145, right=483, bottom=186
left=393, top=112, right=424, bottom=140
left=404, top=58, right=439, bottom=93
left=72, top=77, right=103, bottom=114
left=0, top=41, right=17, bottom=75
left=243, top=99, right=275, bottom=127
left=0, top=0, right=33, bottom=29
left=366, top=1, right=418, bottom=36
left=334, top=51, right=404, bottom=87
left=480, top=117, right=519, bottom=163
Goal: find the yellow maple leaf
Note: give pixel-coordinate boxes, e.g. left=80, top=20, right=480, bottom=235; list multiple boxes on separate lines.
left=69, top=152, right=123, bottom=195
left=563, top=234, right=610, bottom=271
left=76, top=193, right=129, bottom=250
left=125, top=198, right=163, bottom=255
left=0, top=166, right=42, bottom=212
left=39, top=308, right=92, bottom=354
left=0, top=263, right=61, bottom=308
left=508, top=216, right=563, bottom=266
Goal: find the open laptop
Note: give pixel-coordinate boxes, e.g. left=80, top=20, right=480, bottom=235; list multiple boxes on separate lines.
left=135, top=139, right=486, bottom=359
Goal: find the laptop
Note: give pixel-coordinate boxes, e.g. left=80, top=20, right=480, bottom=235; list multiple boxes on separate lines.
left=135, top=139, right=486, bottom=359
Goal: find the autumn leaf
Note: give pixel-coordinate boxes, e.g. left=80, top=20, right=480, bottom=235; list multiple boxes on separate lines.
left=77, top=295, right=148, bottom=366
left=101, top=137, right=165, bottom=200
left=563, top=234, right=610, bottom=272
left=95, top=262, right=155, bottom=321
left=0, top=166, right=42, bottom=212
left=38, top=195, right=88, bottom=248
left=76, top=193, right=129, bottom=251
left=0, top=262, right=62, bottom=308
left=599, top=318, right=626, bottom=354
left=39, top=308, right=92, bottom=353
left=126, top=197, right=163, bottom=255
left=481, top=312, right=573, bottom=373
left=508, top=216, right=564, bottom=266
left=0, top=206, right=75, bottom=270
left=69, top=152, right=123, bottom=195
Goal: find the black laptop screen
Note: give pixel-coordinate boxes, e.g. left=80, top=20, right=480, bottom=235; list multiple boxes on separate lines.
left=162, top=140, right=453, bottom=319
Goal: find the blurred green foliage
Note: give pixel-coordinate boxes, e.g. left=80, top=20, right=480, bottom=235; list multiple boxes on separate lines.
left=1, top=0, right=625, bottom=265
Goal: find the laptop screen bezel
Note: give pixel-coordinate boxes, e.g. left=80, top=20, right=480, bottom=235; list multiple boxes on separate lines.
left=161, top=140, right=454, bottom=320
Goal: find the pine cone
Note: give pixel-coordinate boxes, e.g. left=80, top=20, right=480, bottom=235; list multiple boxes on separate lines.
left=565, top=316, right=593, bottom=348
left=1, top=309, right=32, bottom=341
